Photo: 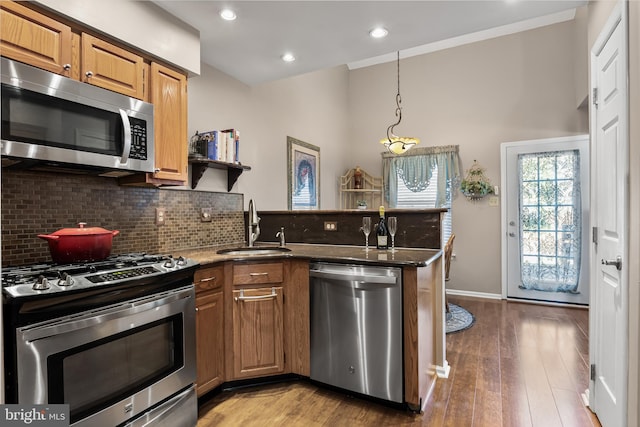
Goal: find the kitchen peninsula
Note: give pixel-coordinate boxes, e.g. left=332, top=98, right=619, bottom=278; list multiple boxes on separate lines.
left=176, top=243, right=445, bottom=412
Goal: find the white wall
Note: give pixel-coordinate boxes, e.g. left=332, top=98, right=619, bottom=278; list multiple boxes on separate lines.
left=348, top=20, right=588, bottom=295
left=188, top=63, right=350, bottom=210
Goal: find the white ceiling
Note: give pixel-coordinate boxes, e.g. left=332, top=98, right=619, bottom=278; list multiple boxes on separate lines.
left=152, top=1, right=587, bottom=86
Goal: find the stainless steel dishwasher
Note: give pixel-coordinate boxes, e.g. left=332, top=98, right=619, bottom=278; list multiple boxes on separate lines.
left=309, top=262, right=403, bottom=403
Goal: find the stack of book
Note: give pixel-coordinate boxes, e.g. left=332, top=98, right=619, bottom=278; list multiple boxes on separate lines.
left=192, top=129, right=240, bottom=164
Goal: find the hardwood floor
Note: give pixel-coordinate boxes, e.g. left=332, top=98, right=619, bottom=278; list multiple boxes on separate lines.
left=197, top=296, right=601, bottom=426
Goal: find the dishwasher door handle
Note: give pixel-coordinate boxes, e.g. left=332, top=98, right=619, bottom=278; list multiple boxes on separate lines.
left=309, top=270, right=398, bottom=285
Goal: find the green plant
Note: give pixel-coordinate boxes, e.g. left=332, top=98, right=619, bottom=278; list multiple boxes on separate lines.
left=460, top=161, right=493, bottom=199
left=357, top=200, right=367, bottom=207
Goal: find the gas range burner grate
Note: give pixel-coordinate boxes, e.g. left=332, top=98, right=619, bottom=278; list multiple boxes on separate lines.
left=2, top=253, right=173, bottom=288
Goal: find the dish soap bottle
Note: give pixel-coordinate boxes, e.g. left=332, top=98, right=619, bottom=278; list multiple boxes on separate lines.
left=376, top=206, right=388, bottom=250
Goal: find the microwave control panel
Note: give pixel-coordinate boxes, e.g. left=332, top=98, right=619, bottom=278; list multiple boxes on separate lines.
left=129, top=117, right=148, bottom=160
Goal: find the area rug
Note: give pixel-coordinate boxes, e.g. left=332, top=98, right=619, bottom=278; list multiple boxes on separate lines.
left=446, top=304, right=475, bottom=334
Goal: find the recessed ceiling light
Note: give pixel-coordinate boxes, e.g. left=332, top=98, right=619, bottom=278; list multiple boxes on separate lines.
left=369, top=27, right=389, bottom=39
left=282, top=53, right=296, bottom=62
left=220, top=9, right=237, bottom=21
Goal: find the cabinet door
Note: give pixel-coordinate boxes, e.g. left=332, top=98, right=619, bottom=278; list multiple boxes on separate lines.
left=196, top=291, right=224, bottom=396
left=81, top=33, right=144, bottom=99
left=0, top=1, right=73, bottom=76
left=150, top=62, right=188, bottom=182
left=232, top=287, right=284, bottom=379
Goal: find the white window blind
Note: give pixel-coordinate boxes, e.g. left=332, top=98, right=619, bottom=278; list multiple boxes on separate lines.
left=395, top=165, right=452, bottom=248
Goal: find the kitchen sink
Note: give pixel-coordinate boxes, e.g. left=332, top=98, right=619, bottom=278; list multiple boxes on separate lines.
left=217, top=247, right=292, bottom=256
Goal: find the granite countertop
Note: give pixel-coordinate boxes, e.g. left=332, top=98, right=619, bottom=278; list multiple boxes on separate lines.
left=174, top=242, right=442, bottom=267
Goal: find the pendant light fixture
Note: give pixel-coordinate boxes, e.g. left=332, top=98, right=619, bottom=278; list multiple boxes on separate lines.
left=380, top=51, right=420, bottom=155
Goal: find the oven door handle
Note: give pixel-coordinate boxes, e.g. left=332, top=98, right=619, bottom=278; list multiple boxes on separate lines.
left=19, top=286, right=193, bottom=342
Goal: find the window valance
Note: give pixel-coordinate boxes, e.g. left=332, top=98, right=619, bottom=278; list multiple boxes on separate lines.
left=382, top=145, right=461, bottom=207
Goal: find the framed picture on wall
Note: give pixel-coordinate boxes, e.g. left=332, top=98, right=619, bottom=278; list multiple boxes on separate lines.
left=287, top=136, right=320, bottom=210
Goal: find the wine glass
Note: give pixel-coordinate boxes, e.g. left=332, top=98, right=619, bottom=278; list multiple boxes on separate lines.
left=360, top=217, right=371, bottom=251
left=388, top=217, right=398, bottom=251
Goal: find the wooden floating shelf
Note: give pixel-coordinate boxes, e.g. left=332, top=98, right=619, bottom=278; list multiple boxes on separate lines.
left=189, top=158, right=251, bottom=191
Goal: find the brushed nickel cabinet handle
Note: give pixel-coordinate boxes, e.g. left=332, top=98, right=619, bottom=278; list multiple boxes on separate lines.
left=234, top=287, right=277, bottom=302
left=199, top=276, right=216, bottom=282
left=249, top=272, right=269, bottom=277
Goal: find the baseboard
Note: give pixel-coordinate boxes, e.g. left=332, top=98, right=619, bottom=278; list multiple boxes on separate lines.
left=581, top=388, right=590, bottom=407
left=445, top=289, right=502, bottom=300
left=436, top=360, right=450, bottom=379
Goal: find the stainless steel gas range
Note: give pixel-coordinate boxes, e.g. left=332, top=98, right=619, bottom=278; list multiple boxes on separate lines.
left=2, top=254, right=200, bottom=427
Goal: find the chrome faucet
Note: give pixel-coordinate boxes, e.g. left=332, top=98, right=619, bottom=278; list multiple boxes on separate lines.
left=276, top=227, right=286, bottom=247
left=247, top=199, right=260, bottom=247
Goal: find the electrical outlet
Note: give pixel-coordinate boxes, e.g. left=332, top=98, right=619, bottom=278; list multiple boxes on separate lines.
left=488, top=196, right=500, bottom=207
left=201, top=208, right=212, bottom=222
left=324, top=221, right=338, bottom=231
left=156, top=208, right=166, bottom=226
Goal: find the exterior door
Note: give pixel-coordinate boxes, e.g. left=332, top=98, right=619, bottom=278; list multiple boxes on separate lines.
left=502, top=135, right=590, bottom=305
left=589, top=3, right=628, bottom=426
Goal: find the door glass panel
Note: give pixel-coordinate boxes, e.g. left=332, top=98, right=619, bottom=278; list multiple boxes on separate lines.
left=518, top=150, right=582, bottom=293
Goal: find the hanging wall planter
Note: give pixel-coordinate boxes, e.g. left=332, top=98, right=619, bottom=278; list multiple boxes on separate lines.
left=460, top=160, right=493, bottom=201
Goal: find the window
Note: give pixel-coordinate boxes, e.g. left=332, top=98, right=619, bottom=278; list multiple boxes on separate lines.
left=395, top=164, right=452, bottom=247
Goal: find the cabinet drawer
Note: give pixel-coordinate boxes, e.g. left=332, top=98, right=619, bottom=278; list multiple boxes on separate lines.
left=233, top=262, right=283, bottom=285
left=194, top=265, right=224, bottom=294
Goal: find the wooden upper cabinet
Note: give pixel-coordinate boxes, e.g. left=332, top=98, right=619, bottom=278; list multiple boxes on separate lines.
left=149, top=62, right=188, bottom=182
left=81, top=33, right=145, bottom=100
left=0, top=1, right=73, bottom=76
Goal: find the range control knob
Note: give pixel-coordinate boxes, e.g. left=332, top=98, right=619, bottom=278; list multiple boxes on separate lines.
left=33, top=275, right=50, bottom=291
left=57, top=272, right=74, bottom=287
left=176, top=256, right=187, bottom=266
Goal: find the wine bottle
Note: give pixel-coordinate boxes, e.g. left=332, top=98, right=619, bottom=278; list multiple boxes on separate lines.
left=376, top=206, right=389, bottom=249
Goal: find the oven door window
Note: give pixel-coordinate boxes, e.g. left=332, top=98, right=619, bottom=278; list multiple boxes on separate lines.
left=47, top=315, right=184, bottom=424
left=1, top=84, right=124, bottom=155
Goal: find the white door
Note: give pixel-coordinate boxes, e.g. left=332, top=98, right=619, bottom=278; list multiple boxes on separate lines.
left=589, top=2, right=628, bottom=426
left=501, top=135, right=590, bottom=305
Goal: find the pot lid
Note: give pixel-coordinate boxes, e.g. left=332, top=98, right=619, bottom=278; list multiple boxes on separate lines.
left=47, top=222, right=115, bottom=236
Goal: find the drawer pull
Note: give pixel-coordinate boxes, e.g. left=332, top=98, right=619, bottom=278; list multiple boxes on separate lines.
left=249, top=272, right=269, bottom=277
left=234, top=287, right=277, bottom=302
left=199, top=276, right=216, bottom=282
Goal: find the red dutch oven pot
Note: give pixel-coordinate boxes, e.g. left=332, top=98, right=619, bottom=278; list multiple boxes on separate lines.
left=38, top=222, right=120, bottom=264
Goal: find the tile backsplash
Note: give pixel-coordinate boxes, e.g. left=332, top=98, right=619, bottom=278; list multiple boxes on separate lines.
left=1, top=170, right=244, bottom=267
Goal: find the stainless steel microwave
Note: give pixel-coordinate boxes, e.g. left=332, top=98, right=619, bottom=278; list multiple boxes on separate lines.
left=1, top=57, right=154, bottom=175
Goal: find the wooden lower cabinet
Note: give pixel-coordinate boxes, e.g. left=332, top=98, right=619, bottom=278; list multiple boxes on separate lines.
left=231, top=286, right=285, bottom=379
left=195, top=290, right=224, bottom=396
left=194, top=264, right=225, bottom=397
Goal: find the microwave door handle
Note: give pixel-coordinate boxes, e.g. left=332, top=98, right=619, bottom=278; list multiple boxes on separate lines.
left=118, top=108, right=132, bottom=165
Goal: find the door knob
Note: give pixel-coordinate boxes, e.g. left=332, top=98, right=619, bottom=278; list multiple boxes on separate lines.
left=508, top=232, right=516, bottom=237
left=601, top=256, right=622, bottom=271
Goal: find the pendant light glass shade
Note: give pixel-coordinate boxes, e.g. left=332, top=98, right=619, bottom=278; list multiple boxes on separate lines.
left=380, top=52, right=419, bottom=154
